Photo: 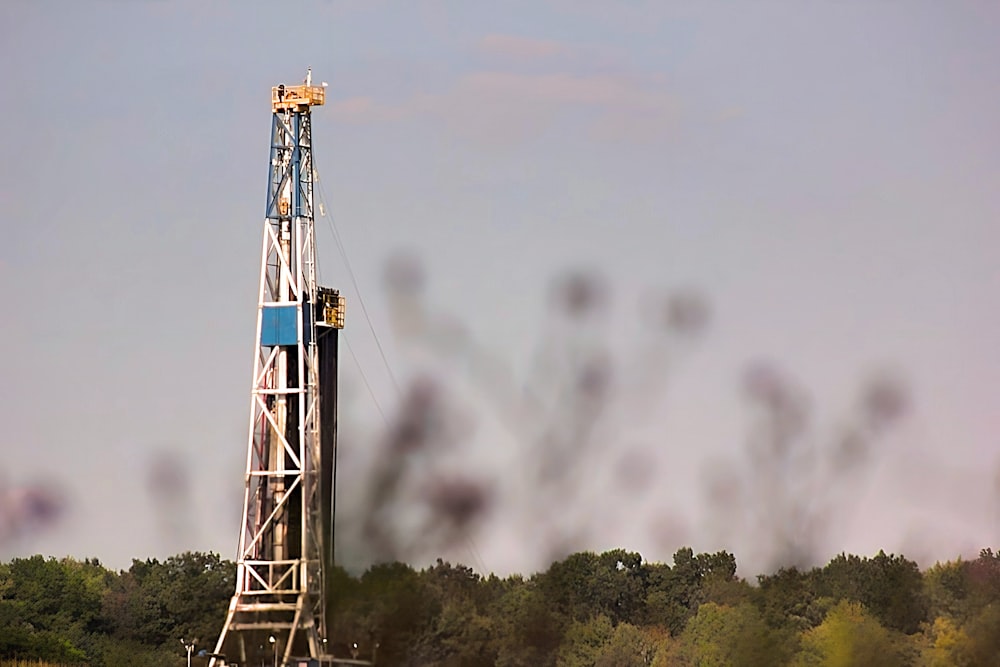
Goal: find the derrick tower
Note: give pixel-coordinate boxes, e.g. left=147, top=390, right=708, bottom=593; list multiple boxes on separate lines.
left=212, top=71, right=345, bottom=667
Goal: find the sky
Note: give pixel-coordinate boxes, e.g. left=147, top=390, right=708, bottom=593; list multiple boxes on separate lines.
left=1, top=0, right=998, bottom=578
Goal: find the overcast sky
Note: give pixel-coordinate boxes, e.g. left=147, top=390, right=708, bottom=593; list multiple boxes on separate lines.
left=1, top=0, right=998, bottom=577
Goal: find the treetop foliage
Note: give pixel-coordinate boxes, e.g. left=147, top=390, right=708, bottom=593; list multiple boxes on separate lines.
left=1, top=546, right=999, bottom=666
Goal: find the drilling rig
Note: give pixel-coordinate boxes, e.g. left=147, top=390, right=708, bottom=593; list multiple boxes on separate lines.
left=210, top=71, right=354, bottom=667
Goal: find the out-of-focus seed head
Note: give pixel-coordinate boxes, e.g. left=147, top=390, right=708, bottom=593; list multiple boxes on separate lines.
left=1, top=481, right=67, bottom=545
left=576, top=354, right=612, bottom=402
left=387, top=377, right=442, bottom=455
left=743, top=362, right=800, bottom=417
left=550, top=269, right=606, bottom=318
left=861, top=374, right=909, bottom=429
left=831, top=429, right=870, bottom=472
left=743, top=362, right=783, bottom=403
left=664, top=291, right=711, bottom=335
left=148, top=451, right=188, bottom=501
left=704, top=466, right=742, bottom=510
left=614, top=446, right=657, bottom=494
left=16, top=485, right=65, bottom=527
left=383, top=251, right=426, bottom=298
left=425, top=477, right=492, bottom=530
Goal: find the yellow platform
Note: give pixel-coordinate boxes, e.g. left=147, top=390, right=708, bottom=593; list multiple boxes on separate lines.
left=272, top=84, right=325, bottom=111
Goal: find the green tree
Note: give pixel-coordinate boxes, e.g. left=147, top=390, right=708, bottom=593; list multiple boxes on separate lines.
left=643, top=561, right=691, bottom=635
left=816, top=551, right=926, bottom=634
left=794, top=600, right=904, bottom=667
left=593, top=622, right=660, bottom=667
left=0, top=555, right=112, bottom=662
left=961, top=603, right=1000, bottom=666
left=755, top=567, right=825, bottom=632
left=675, top=601, right=791, bottom=667
left=103, top=551, right=233, bottom=650
left=923, top=559, right=970, bottom=622
left=493, top=582, right=563, bottom=667
left=408, top=560, right=498, bottom=667
left=556, top=614, right=613, bottom=667
left=920, top=615, right=974, bottom=667
left=922, top=547, right=1000, bottom=666
left=643, top=548, right=740, bottom=636
left=539, top=550, right=647, bottom=626
left=407, top=597, right=496, bottom=667
left=348, top=561, right=435, bottom=664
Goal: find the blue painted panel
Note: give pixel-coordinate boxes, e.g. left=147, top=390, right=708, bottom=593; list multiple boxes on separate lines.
left=261, top=305, right=298, bottom=346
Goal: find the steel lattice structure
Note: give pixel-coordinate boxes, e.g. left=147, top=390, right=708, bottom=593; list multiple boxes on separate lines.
left=211, top=72, right=345, bottom=667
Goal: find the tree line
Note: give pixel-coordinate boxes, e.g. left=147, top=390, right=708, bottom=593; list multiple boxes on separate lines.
left=1, top=546, right=998, bottom=666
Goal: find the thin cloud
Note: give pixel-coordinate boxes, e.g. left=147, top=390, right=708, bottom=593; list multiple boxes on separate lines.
left=330, top=96, right=375, bottom=116
left=328, top=71, right=681, bottom=145
left=329, top=95, right=413, bottom=124
left=716, top=106, right=746, bottom=122
left=478, top=33, right=568, bottom=60
left=459, top=71, right=665, bottom=107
